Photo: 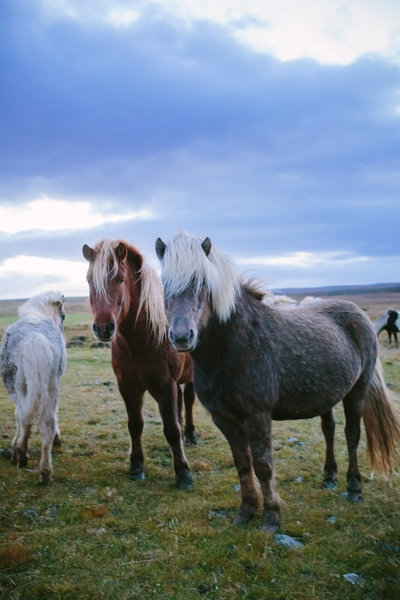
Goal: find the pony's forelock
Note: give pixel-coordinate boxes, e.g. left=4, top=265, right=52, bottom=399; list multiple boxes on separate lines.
left=160, top=232, right=241, bottom=322
left=89, top=239, right=121, bottom=298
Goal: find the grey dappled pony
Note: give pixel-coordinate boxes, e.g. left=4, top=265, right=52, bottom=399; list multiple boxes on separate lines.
left=156, top=231, right=400, bottom=532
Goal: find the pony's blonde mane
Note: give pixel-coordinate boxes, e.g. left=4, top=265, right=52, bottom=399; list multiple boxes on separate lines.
left=90, top=239, right=167, bottom=345
left=18, top=290, right=65, bottom=324
left=90, top=239, right=120, bottom=299
left=160, top=232, right=241, bottom=322
left=137, top=261, right=168, bottom=345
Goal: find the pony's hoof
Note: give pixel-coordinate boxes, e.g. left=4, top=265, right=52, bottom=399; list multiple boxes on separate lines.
left=39, top=470, right=51, bottom=485
left=53, top=434, right=62, bottom=447
left=347, top=492, right=363, bottom=503
left=184, top=431, right=198, bottom=446
left=130, top=461, right=145, bottom=480
left=11, top=448, right=28, bottom=467
left=261, top=510, right=280, bottom=533
left=176, top=470, right=193, bottom=490
left=233, top=514, right=252, bottom=527
left=323, top=479, right=337, bottom=490
left=130, top=469, right=145, bottom=481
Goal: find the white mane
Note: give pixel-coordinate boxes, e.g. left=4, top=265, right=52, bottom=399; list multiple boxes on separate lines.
left=137, top=260, right=168, bottom=345
left=160, top=232, right=241, bottom=322
left=18, top=290, right=65, bottom=324
left=90, top=239, right=168, bottom=345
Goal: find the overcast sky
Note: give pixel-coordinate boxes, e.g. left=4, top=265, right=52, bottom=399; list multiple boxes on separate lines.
left=1, top=0, right=400, bottom=300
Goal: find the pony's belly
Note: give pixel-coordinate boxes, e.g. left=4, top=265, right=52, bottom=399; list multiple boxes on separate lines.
left=272, top=407, right=325, bottom=420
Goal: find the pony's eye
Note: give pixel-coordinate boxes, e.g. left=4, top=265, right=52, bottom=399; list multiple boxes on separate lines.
left=119, top=278, right=124, bottom=284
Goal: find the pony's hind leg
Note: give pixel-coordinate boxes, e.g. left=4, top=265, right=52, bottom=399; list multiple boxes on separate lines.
left=39, top=409, right=56, bottom=485
left=320, top=410, right=337, bottom=488
left=183, top=382, right=197, bottom=445
left=12, top=405, right=31, bottom=467
left=343, top=390, right=364, bottom=502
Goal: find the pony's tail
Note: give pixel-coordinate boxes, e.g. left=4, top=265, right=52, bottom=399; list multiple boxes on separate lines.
left=363, top=359, right=400, bottom=473
left=22, top=334, right=53, bottom=409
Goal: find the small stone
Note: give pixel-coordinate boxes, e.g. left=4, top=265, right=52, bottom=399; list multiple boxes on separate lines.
left=326, top=516, right=336, bottom=523
left=209, top=509, right=228, bottom=519
left=21, top=509, right=39, bottom=520
left=274, top=534, right=303, bottom=549
left=343, top=573, right=366, bottom=587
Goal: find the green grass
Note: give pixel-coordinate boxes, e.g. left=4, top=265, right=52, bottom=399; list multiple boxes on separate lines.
left=0, top=313, right=399, bottom=599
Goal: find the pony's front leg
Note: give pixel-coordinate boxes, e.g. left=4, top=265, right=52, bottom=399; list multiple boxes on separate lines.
left=12, top=406, right=30, bottom=467
left=183, top=381, right=197, bottom=445
left=247, top=413, right=281, bottom=532
left=212, top=414, right=258, bottom=525
left=118, top=383, right=146, bottom=480
left=155, top=381, right=192, bottom=490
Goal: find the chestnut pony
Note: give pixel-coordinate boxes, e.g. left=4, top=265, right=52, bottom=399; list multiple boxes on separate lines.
left=156, top=231, right=400, bottom=531
left=82, top=238, right=196, bottom=489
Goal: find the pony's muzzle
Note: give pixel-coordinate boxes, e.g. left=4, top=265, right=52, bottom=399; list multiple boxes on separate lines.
left=168, top=327, right=196, bottom=352
left=93, top=321, right=115, bottom=342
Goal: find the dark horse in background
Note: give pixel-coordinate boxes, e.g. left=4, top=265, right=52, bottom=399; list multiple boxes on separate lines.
left=375, top=309, right=400, bottom=347
left=83, top=239, right=196, bottom=490
left=156, top=231, right=400, bottom=531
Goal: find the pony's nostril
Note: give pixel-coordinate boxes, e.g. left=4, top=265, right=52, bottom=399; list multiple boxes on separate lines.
left=93, top=323, right=99, bottom=335
left=109, top=322, right=115, bottom=334
left=189, top=329, right=195, bottom=341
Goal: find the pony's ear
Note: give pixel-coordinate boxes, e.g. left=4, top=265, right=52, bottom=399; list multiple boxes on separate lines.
left=82, top=244, right=95, bottom=262
left=115, top=242, right=127, bottom=263
left=201, top=237, right=212, bottom=257
left=155, top=238, right=166, bottom=260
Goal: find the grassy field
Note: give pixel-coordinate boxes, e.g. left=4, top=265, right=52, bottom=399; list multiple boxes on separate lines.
left=0, top=294, right=399, bottom=599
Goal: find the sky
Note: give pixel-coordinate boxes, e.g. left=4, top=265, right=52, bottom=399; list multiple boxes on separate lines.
left=0, top=0, right=400, bottom=300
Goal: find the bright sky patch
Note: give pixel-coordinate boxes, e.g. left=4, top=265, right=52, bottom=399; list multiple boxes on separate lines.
left=0, top=198, right=153, bottom=234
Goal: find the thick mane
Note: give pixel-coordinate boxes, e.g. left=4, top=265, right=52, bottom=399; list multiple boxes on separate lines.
left=137, top=260, right=168, bottom=345
left=18, top=290, right=64, bottom=323
left=161, top=232, right=241, bottom=322
left=91, top=239, right=167, bottom=344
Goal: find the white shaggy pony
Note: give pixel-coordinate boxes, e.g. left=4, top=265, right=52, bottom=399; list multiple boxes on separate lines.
left=0, top=291, right=67, bottom=484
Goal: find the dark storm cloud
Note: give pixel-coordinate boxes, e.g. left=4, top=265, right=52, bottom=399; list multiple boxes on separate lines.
left=0, top=0, right=399, bottom=296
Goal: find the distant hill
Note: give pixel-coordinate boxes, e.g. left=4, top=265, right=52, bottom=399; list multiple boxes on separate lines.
left=280, top=282, right=400, bottom=298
